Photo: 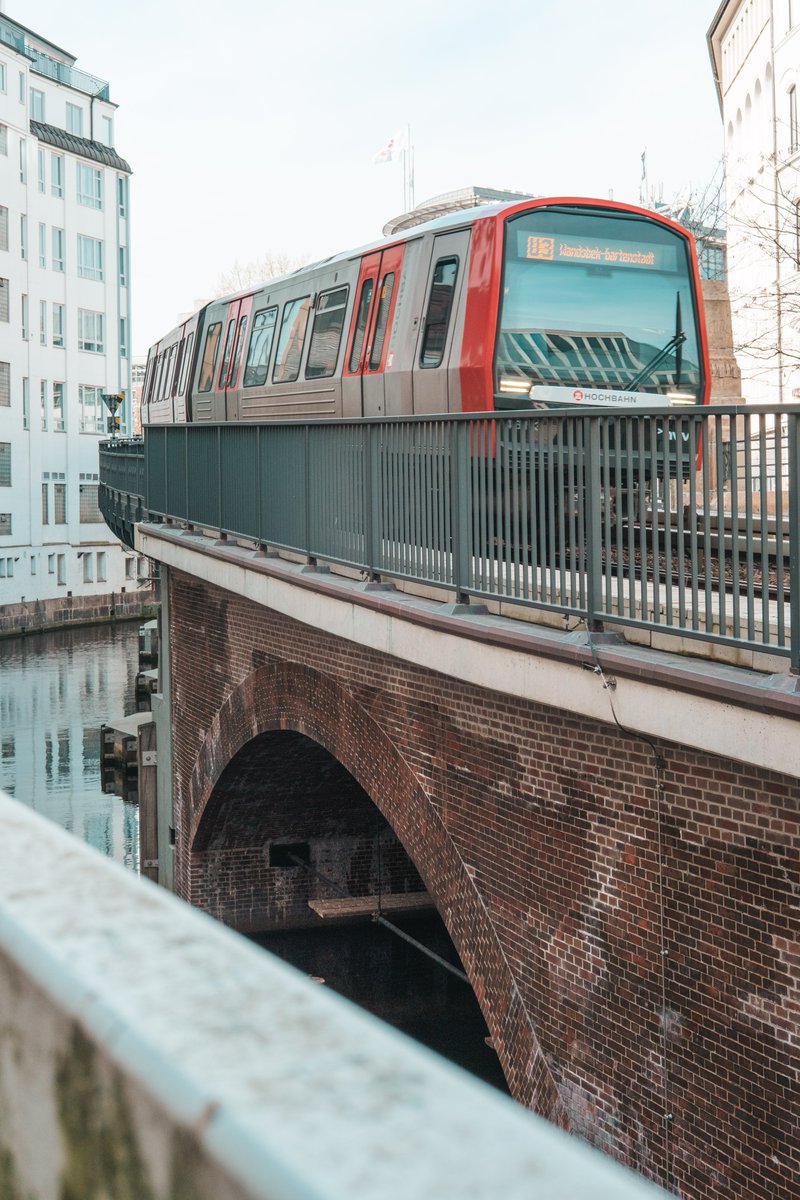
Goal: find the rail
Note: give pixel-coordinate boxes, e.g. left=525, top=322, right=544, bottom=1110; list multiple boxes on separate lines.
left=99, top=405, right=800, bottom=671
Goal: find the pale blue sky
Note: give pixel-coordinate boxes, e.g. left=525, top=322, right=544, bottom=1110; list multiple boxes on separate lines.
left=21, top=0, right=725, bottom=355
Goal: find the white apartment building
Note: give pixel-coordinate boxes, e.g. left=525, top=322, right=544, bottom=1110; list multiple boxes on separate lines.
left=0, top=10, right=139, bottom=612
left=708, top=0, right=800, bottom=406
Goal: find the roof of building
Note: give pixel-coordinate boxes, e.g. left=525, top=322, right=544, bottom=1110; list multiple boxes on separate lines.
left=0, top=12, right=76, bottom=63
left=30, top=121, right=132, bottom=174
left=706, top=0, right=742, bottom=111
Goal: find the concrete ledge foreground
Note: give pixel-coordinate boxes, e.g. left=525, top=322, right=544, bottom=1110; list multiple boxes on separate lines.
left=0, top=793, right=667, bottom=1200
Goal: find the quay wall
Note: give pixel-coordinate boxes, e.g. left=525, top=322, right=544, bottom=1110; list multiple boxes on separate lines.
left=0, top=585, right=157, bottom=639
left=167, top=568, right=799, bottom=1200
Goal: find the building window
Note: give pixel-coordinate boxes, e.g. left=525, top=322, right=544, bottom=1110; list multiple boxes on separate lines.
left=19, top=214, right=26, bottom=261
left=54, top=483, right=66, bottom=524
left=52, top=227, right=64, bottom=272
left=791, top=85, right=799, bottom=154
left=40, top=380, right=47, bottom=430
left=66, top=103, right=83, bottom=136
left=30, top=554, right=35, bottom=573
left=0, top=280, right=8, bottom=323
left=0, top=443, right=11, bottom=487
left=22, top=378, right=28, bottom=428
left=51, top=153, right=63, bottom=198
left=38, top=223, right=46, bottom=268
left=57, top=554, right=66, bottom=586
left=53, top=382, right=65, bottom=431
left=53, top=304, right=64, bottom=347
left=0, top=514, right=10, bottom=536
left=0, top=362, right=9, bottom=406
left=119, top=246, right=128, bottom=286
left=37, top=146, right=45, bottom=192
left=0, top=125, right=7, bottom=155
left=125, top=557, right=135, bottom=580
left=79, top=384, right=103, bottom=432
left=120, top=317, right=128, bottom=358
left=39, top=299, right=46, bottom=345
left=82, top=555, right=93, bottom=584
left=0, top=206, right=7, bottom=251
left=21, top=293, right=28, bottom=341
left=0, top=64, right=5, bottom=94
left=18, top=72, right=24, bottom=105
left=30, top=88, right=45, bottom=121
left=101, top=115, right=113, bottom=146
left=41, top=482, right=49, bottom=524
left=79, top=484, right=102, bottom=522
left=117, top=176, right=127, bottom=217
left=96, top=551, right=106, bottom=582
left=78, top=310, right=104, bottom=353
left=18, top=136, right=25, bottom=183
left=77, top=235, right=104, bottom=280
left=77, top=163, right=102, bottom=209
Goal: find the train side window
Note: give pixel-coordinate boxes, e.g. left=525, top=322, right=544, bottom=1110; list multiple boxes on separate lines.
left=420, top=257, right=459, bottom=369
left=198, top=322, right=222, bottom=392
left=368, top=273, right=395, bottom=370
left=163, top=344, right=177, bottom=399
left=172, top=340, right=185, bottom=398
left=178, top=332, right=194, bottom=395
left=227, top=315, right=248, bottom=388
left=143, top=356, right=157, bottom=407
left=153, top=353, right=166, bottom=402
left=217, top=318, right=237, bottom=389
left=272, top=296, right=311, bottom=384
left=348, top=278, right=374, bottom=371
left=306, top=286, right=349, bottom=379
left=243, top=307, right=277, bottom=387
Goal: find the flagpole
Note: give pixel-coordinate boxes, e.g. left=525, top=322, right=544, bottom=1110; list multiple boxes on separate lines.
left=408, top=123, right=415, bottom=209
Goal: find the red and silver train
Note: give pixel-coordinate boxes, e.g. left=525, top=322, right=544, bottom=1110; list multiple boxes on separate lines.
left=141, top=197, right=711, bottom=427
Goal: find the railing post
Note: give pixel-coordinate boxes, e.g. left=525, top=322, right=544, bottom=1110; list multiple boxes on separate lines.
left=451, top=419, right=471, bottom=605
left=585, top=417, right=604, bottom=631
left=789, top=412, right=800, bottom=675
left=364, top=422, right=380, bottom=580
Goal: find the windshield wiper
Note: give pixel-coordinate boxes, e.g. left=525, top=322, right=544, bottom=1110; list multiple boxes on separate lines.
left=626, top=292, right=686, bottom=391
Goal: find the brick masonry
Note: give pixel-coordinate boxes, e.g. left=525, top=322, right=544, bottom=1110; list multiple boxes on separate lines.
left=168, top=569, right=799, bottom=1200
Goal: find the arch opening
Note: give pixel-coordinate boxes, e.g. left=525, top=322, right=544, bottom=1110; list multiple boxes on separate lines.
left=192, top=728, right=509, bottom=1092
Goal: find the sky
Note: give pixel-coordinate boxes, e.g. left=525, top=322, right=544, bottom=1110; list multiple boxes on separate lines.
left=20, top=0, right=726, bottom=357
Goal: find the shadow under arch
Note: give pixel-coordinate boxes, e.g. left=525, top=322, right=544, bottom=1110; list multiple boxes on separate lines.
left=184, top=658, right=565, bottom=1121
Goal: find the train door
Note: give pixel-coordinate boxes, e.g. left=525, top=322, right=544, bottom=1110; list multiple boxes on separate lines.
left=222, top=296, right=253, bottom=420
left=412, top=230, right=469, bottom=413
left=214, top=300, right=242, bottom=421
left=342, top=245, right=404, bottom=417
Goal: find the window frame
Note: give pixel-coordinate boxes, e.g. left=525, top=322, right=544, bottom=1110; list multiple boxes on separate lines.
left=305, top=285, right=350, bottom=380
left=419, top=256, right=460, bottom=369
left=243, top=306, right=278, bottom=388
left=197, top=322, right=223, bottom=393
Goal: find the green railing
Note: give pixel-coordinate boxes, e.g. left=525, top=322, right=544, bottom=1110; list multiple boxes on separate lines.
left=100, top=407, right=800, bottom=671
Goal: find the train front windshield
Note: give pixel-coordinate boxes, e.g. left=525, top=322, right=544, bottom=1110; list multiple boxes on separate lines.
left=494, top=207, right=703, bottom=409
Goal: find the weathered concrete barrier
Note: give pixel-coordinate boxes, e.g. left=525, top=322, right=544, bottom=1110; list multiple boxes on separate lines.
left=0, top=792, right=666, bottom=1200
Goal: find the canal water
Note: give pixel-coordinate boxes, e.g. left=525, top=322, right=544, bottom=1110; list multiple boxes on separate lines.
left=0, top=621, right=507, bottom=1093
left=0, top=621, right=141, bottom=869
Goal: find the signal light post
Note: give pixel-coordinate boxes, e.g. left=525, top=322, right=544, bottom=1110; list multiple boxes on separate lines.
left=102, top=392, right=124, bottom=439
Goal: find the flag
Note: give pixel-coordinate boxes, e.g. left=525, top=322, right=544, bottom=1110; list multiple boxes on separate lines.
left=641, top=150, right=647, bottom=181
left=373, top=127, right=408, bottom=166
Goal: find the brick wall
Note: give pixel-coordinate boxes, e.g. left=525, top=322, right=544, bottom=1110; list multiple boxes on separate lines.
left=169, top=569, right=799, bottom=1200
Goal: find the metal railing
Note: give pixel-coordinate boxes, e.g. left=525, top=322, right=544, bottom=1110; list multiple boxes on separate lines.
left=100, top=405, right=799, bottom=670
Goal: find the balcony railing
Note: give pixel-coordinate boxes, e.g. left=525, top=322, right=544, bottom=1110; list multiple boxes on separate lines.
left=99, top=405, right=800, bottom=671
left=29, top=50, right=110, bottom=100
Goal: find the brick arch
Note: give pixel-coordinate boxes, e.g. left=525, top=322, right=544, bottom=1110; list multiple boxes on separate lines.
left=183, top=658, right=565, bottom=1122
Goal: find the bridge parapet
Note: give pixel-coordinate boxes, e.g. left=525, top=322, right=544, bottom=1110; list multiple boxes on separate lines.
left=0, top=791, right=667, bottom=1200
left=100, top=407, right=800, bottom=670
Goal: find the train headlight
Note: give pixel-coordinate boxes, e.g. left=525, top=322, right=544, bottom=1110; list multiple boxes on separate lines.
left=499, top=376, right=532, bottom=395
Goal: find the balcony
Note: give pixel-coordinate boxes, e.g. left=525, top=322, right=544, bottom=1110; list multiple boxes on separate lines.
left=29, top=50, right=110, bottom=100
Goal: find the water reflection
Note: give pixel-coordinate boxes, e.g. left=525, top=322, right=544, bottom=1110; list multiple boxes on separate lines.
left=0, top=622, right=141, bottom=869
